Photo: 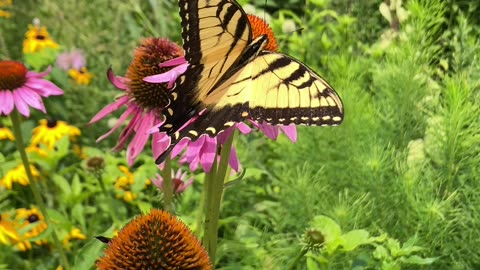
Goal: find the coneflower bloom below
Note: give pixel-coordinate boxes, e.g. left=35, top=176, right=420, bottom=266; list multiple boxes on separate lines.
left=89, top=37, right=187, bottom=166
left=56, top=49, right=93, bottom=85
left=97, top=209, right=211, bottom=270
left=0, top=61, right=63, bottom=117
left=152, top=168, right=194, bottom=194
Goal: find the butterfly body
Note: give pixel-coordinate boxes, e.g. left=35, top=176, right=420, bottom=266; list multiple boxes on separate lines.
left=156, top=0, right=343, bottom=164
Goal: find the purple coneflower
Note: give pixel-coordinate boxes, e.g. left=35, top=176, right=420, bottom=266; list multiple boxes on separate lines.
left=152, top=168, right=194, bottom=194
left=89, top=38, right=187, bottom=166
left=0, top=61, right=63, bottom=117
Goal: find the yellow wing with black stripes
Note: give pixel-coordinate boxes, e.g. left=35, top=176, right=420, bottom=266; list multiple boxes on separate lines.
left=156, top=0, right=343, bottom=163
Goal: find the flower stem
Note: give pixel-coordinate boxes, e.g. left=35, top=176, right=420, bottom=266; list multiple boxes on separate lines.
left=10, top=111, right=71, bottom=270
left=161, top=155, right=174, bottom=213
left=203, top=131, right=235, bottom=265
left=286, top=248, right=308, bottom=270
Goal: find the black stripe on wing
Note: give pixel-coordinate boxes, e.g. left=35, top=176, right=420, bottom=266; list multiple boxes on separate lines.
left=156, top=103, right=248, bottom=164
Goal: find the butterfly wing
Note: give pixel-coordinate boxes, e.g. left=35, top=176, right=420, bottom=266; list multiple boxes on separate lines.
left=156, top=51, right=344, bottom=163
left=161, top=0, right=252, bottom=134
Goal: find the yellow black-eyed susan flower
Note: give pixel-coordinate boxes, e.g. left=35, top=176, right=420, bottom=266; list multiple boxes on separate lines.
left=31, top=119, right=80, bottom=149
left=0, top=124, right=14, bottom=141
left=68, top=67, right=93, bottom=85
left=23, top=22, right=59, bottom=54
left=0, top=0, right=12, bottom=18
left=14, top=207, right=48, bottom=249
left=62, top=227, right=86, bottom=249
left=97, top=209, right=211, bottom=270
left=0, top=213, right=19, bottom=246
left=114, top=165, right=137, bottom=202
left=0, top=164, right=40, bottom=189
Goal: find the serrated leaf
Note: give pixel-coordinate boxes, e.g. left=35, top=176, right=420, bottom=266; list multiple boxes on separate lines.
left=52, top=174, right=71, bottom=196
left=72, top=239, right=104, bottom=270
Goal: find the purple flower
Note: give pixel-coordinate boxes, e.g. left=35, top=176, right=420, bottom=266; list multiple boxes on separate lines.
left=152, top=168, right=194, bottom=194
left=0, top=61, right=63, bottom=117
left=89, top=38, right=185, bottom=166
left=56, top=49, right=86, bottom=71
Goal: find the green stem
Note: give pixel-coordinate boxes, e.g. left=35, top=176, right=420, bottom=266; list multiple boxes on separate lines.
left=286, top=248, right=308, bottom=270
left=10, top=111, right=71, bottom=270
left=195, top=173, right=207, bottom=235
left=203, top=131, right=236, bottom=265
left=161, top=155, right=174, bottom=213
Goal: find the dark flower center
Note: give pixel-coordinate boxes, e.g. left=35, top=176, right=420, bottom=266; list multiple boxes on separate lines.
left=35, top=35, right=46, bottom=40
left=0, top=61, right=28, bottom=90
left=126, top=38, right=183, bottom=111
left=47, top=119, right=58, bottom=128
left=27, top=214, right=40, bottom=223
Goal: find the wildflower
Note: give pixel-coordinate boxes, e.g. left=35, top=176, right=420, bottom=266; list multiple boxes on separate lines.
left=0, top=213, right=19, bottom=245
left=0, top=0, right=11, bottom=18
left=152, top=168, right=194, bottom=194
left=56, top=49, right=86, bottom=71
left=0, top=164, right=40, bottom=189
left=26, top=143, right=49, bottom=157
left=89, top=37, right=187, bottom=166
left=146, top=15, right=296, bottom=171
left=86, top=156, right=106, bottom=173
left=23, top=22, right=59, bottom=54
left=31, top=119, right=80, bottom=149
left=0, top=61, right=63, bottom=117
left=14, top=207, right=48, bottom=249
left=114, top=165, right=137, bottom=202
left=97, top=209, right=211, bottom=270
left=0, top=124, right=14, bottom=141
left=62, top=227, right=87, bottom=248
left=68, top=67, right=93, bottom=85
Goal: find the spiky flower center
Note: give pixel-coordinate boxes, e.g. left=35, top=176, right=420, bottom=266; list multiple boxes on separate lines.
left=46, top=119, right=58, bottom=128
left=247, top=15, right=278, bottom=52
left=97, top=209, right=211, bottom=270
left=27, top=214, right=40, bottom=223
left=126, top=38, right=183, bottom=111
left=0, top=61, right=28, bottom=90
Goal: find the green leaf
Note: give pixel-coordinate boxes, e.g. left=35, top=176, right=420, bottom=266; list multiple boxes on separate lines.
left=72, top=239, right=104, bottom=270
left=373, top=245, right=390, bottom=260
left=400, top=255, right=437, bottom=265
left=52, top=174, right=71, bottom=196
left=71, top=174, right=82, bottom=196
left=341, top=229, right=372, bottom=251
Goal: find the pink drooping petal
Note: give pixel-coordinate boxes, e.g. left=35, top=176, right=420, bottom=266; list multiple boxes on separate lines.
left=143, top=63, right=189, bottom=89
left=280, top=125, right=297, bottom=142
left=96, top=105, right=136, bottom=142
left=171, top=138, right=189, bottom=158
left=236, top=122, right=252, bottom=134
left=152, top=133, right=172, bottom=160
left=26, top=66, right=51, bottom=79
left=0, top=91, right=14, bottom=115
left=89, top=96, right=129, bottom=124
left=107, top=68, right=128, bottom=90
left=177, top=178, right=194, bottom=193
left=217, top=127, right=234, bottom=144
left=16, top=88, right=45, bottom=113
left=199, top=136, right=217, bottom=173
left=159, top=56, right=187, bottom=67
left=12, top=90, right=31, bottom=117
left=257, top=122, right=280, bottom=140
left=126, top=113, right=154, bottom=165
left=24, top=78, right=64, bottom=96
left=229, top=146, right=240, bottom=172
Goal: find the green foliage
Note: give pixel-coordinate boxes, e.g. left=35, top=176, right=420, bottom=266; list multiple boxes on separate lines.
left=1, top=0, right=479, bottom=269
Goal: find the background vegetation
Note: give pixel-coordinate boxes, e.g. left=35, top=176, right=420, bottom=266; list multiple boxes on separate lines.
left=1, top=0, right=479, bottom=269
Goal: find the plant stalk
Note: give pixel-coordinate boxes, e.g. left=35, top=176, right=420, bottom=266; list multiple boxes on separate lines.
left=161, top=155, right=174, bottom=213
left=203, top=131, right=236, bottom=265
left=10, top=110, right=71, bottom=270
